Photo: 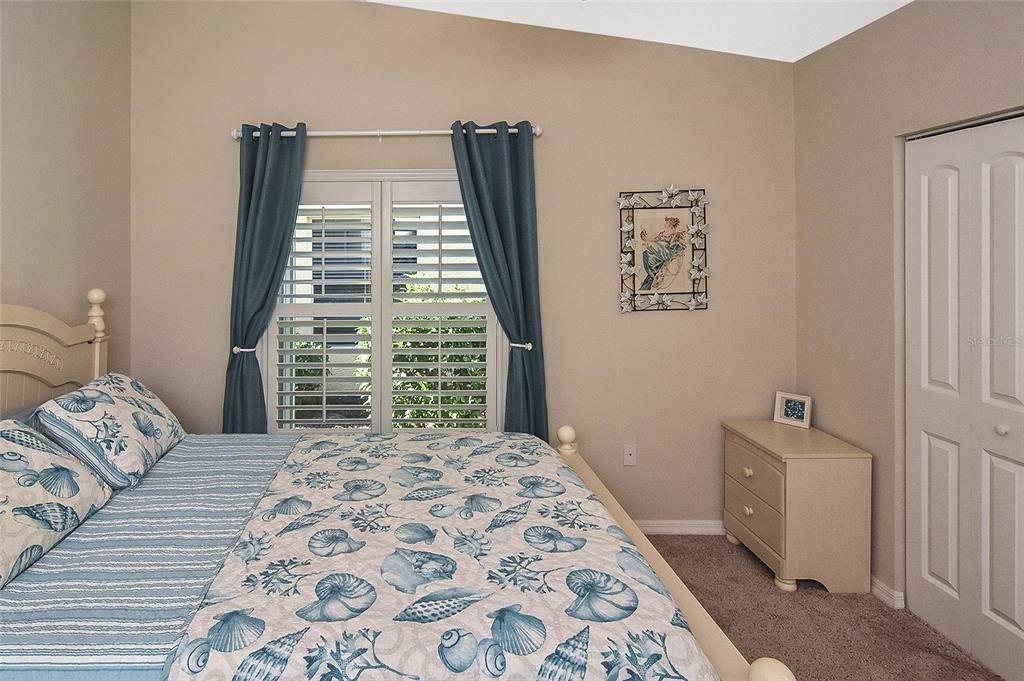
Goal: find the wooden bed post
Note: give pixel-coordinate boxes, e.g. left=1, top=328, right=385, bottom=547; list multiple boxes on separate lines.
left=87, top=288, right=108, bottom=378
left=748, top=657, right=798, bottom=681
left=555, top=425, right=797, bottom=681
left=557, top=424, right=578, bottom=457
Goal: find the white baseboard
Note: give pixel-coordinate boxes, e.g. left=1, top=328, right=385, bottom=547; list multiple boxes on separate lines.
left=636, top=519, right=726, bottom=535
left=871, top=576, right=906, bottom=609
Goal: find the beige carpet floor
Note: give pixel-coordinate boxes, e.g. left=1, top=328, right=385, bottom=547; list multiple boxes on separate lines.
left=649, top=535, right=1005, bottom=681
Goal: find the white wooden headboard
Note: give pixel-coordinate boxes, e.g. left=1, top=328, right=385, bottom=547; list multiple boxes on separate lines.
left=0, top=289, right=108, bottom=414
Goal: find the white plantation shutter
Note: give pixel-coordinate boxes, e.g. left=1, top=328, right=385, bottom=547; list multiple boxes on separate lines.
left=269, top=173, right=502, bottom=432
left=275, top=316, right=373, bottom=429
left=390, top=315, right=489, bottom=429
left=281, top=205, right=373, bottom=305
left=391, top=203, right=485, bottom=304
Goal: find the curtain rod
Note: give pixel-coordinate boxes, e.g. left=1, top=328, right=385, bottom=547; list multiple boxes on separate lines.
left=230, top=126, right=543, bottom=140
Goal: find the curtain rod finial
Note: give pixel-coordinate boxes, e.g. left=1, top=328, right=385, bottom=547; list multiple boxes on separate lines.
left=533, top=125, right=543, bottom=137
left=231, top=129, right=243, bottom=140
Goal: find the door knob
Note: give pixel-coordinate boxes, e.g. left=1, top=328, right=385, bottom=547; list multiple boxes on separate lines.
left=743, top=505, right=754, bottom=517
left=743, top=466, right=754, bottom=478
left=995, top=424, right=1010, bottom=436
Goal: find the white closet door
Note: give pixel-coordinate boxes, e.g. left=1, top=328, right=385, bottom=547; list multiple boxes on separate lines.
left=906, top=116, right=1024, bottom=681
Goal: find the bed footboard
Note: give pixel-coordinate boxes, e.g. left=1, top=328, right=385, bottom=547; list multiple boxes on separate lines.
left=556, top=425, right=797, bottom=681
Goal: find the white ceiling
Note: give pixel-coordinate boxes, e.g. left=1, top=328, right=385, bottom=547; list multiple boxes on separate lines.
left=368, top=0, right=912, bottom=62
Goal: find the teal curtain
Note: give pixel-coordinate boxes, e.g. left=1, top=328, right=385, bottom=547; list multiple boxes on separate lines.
left=451, top=121, right=548, bottom=438
left=222, top=123, right=307, bottom=433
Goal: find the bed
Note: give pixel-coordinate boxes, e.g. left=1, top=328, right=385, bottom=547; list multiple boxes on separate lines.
left=0, top=291, right=796, bottom=681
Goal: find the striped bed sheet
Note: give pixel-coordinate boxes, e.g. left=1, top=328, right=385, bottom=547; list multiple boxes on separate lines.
left=0, top=434, right=298, bottom=681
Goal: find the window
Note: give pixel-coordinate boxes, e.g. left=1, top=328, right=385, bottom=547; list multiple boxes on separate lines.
left=265, top=171, right=505, bottom=432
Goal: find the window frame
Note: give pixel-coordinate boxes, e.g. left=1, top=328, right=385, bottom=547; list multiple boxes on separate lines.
left=259, top=169, right=507, bottom=433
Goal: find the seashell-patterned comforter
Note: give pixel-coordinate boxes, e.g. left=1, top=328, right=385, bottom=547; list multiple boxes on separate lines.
left=170, top=431, right=719, bottom=681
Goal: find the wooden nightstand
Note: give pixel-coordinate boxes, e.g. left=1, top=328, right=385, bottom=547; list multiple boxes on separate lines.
left=722, top=419, right=872, bottom=593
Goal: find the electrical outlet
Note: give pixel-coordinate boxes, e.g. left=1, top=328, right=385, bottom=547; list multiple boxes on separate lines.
left=623, top=444, right=637, bottom=466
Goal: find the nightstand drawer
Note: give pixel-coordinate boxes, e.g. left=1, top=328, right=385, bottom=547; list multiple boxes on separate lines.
left=725, top=476, right=785, bottom=557
left=725, top=436, right=785, bottom=512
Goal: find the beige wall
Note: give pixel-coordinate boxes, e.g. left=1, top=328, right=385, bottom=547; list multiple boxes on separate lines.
left=0, top=1, right=131, bottom=371
left=130, top=1, right=797, bottom=522
left=793, top=0, right=1024, bottom=589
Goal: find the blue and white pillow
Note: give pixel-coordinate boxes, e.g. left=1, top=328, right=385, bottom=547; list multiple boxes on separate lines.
left=36, top=374, right=185, bottom=489
left=0, top=420, right=112, bottom=588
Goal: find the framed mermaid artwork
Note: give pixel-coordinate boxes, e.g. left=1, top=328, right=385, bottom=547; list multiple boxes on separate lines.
left=618, top=185, right=709, bottom=313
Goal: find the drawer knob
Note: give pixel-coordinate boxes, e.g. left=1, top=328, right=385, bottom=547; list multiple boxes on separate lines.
left=743, top=466, right=754, bottom=478
left=743, top=505, right=754, bottom=517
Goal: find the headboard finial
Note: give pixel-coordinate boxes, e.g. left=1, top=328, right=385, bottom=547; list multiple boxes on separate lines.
left=87, top=288, right=107, bottom=341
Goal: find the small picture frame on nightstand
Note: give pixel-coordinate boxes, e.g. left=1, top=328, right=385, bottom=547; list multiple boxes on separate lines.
left=774, top=391, right=812, bottom=428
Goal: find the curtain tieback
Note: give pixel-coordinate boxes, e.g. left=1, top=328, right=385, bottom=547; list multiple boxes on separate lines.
left=509, top=341, right=534, bottom=351
left=232, top=346, right=257, bottom=355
